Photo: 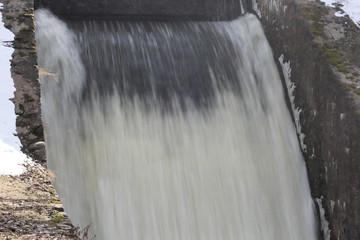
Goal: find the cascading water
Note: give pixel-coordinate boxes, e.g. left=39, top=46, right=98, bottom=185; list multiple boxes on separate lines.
left=36, top=9, right=318, bottom=240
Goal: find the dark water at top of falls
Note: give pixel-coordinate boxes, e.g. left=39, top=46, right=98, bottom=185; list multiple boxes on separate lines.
left=43, top=17, right=268, bottom=112
left=35, top=0, right=243, bottom=21
left=74, top=20, right=244, bottom=110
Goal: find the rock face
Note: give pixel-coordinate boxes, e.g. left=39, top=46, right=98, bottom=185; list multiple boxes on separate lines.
left=35, top=0, right=242, bottom=20
left=0, top=0, right=45, bottom=162
left=252, top=0, right=360, bottom=239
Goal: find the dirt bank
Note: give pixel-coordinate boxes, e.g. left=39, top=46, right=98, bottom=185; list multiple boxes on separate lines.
left=0, top=164, right=80, bottom=240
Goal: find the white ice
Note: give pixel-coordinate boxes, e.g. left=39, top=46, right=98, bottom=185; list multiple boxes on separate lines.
left=321, top=0, right=360, bottom=28
left=0, top=3, right=27, bottom=175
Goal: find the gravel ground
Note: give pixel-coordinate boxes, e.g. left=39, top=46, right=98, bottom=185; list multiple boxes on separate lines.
left=0, top=164, right=82, bottom=240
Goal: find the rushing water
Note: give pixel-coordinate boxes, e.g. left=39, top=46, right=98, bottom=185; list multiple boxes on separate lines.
left=36, top=9, right=318, bottom=239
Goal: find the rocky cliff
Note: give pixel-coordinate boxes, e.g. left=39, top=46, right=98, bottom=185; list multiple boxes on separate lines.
left=1, top=0, right=45, bottom=162
left=254, top=0, right=360, bottom=239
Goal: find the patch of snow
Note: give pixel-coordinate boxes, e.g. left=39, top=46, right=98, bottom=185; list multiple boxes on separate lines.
left=321, top=0, right=360, bottom=28
left=284, top=5, right=288, bottom=12
left=335, top=11, right=346, bottom=17
left=340, top=113, right=345, bottom=120
left=0, top=3, right=28, bottom=175
left=267, top=0, right=281, bottom=13
left=316, top=197, right=332, bottom=240
left=279, top=54, right=307, bottom=153
left=0, top=140, right=26, bottom=175
left=240, top=0, right=245, bottom=14
left=345, top=147, right=350, bottom=154
left=252, top=0, right=262, bottom=18
left=330, top=200, right=335, bottom=212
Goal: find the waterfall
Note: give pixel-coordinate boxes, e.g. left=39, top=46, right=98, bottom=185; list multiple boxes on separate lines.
left=36, top=9, right=318, bottom=240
